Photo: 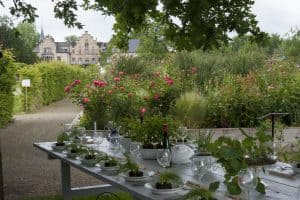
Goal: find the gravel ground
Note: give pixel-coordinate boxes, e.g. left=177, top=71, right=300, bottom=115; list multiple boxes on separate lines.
left=0, top=99, right=100, bottom=200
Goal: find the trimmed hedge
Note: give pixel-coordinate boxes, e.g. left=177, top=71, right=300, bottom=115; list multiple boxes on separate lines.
left=19, top=62, right=87, bottom=112
left=0, top=50, right=16, bottom=127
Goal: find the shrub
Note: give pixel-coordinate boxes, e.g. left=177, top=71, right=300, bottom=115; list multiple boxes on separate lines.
left=0, top=50, right=16, bottom=127
left=19, top=62, right=87, bottom=112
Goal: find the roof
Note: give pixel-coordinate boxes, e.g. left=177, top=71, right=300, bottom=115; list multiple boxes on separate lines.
left=128, top=39, right=140, bottom=53
left=56, top=42, right=70, bottom=53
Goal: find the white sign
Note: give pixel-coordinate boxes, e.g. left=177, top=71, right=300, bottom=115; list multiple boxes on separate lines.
left=22, top=79, right=31, bottom=87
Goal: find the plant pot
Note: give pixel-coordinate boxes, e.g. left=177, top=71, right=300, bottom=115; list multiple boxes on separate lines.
left=52, top=143, right=65, bottom=151
left=245, top=156, right=276, bottom=166
left=142, top=148, right=160, bottom=160
left=81, top=158, right=98, bottom=167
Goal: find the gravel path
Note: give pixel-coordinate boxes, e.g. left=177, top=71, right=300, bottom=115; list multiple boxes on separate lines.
left=0, top=99, right=100, bottom=200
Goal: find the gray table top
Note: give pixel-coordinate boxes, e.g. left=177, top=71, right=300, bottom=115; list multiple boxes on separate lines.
left=34, top=142, right=300, bottom=200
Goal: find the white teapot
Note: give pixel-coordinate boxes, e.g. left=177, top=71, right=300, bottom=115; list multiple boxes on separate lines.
left=171, top=144, right=194, bottom=164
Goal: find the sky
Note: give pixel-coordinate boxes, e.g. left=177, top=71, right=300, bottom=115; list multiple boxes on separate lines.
left=0, top=0, right=299, bottom=42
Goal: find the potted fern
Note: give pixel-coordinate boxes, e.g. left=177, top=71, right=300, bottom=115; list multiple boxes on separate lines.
left=52, top=132, right=69, bottom=151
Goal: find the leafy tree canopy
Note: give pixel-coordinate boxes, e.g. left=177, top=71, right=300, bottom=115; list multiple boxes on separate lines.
left=65, top=35, right=78, bottom=46
left=0, top=0, right=266, bottom=50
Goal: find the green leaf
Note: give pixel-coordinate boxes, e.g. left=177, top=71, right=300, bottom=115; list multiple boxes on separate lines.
left=256, top=177, right=266, bottom=194
left=209, top=181, right=220, bottom=192
left=227, top=177, right=241, bottom=195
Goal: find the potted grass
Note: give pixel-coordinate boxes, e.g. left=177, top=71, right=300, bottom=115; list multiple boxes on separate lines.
left=81, top=148, right=99, bottom=167
left=66, top=143, right=83, bottom=159
left=155, top=171, right=183, bottom=189
left=52, top=132, right=69, bottom=151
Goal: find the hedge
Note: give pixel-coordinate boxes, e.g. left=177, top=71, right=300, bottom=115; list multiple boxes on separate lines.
left=0, top=50, right=16, bottom=127
left=19, top=62, right=87, bottom=112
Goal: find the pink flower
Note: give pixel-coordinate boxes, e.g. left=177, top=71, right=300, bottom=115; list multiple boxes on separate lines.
left=119, top=71, right=125, bottom=76
left=166, top=79, right=174, bottom=85
left=64, top=85, right=71, bottom=93
left=140, top=107, right=147, bottom=114
left=82, top=97, right=90, bottom=104
left=114, top=77, right=121, bottom=82
left=75, top=79, right=81, bottom=84
left=153, top=94, right=160, bottom=100
left=164, top=75, right=170, bottom=81
left=93, top=80, right=100, bottom=86
left=98, top=81, right=107, bottom=87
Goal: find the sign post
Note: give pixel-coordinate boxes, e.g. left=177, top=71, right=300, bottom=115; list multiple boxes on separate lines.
left=21, top=79, right=31, bottom=112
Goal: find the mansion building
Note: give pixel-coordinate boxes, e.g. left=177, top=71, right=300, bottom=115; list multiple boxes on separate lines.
left=34, top=31, right=107, bottom=65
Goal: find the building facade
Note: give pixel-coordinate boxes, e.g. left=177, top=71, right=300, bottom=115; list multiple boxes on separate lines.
left=35, top=31, right=107, bottom=65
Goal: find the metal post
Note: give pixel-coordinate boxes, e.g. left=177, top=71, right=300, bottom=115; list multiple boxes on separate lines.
left=271, top=114, right=275, bottom=139
left=61, top=161, right=71, bottom=200
left=25, top=87, right=28, bottom=112
left=0, top=142, right=4, bottom=200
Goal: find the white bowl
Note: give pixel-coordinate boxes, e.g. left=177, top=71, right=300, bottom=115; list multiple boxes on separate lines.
left=81, top=158, right=98, bottom=167
left=52, top=144, right=65, bottom=152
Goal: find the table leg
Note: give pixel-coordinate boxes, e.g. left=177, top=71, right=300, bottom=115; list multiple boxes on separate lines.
left=61, top=161, right=72, bottom=200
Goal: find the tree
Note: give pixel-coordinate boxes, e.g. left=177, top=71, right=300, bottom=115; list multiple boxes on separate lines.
left=0, top=0, right=266, bottom=51
left=65, top=35, right=78, bottom=46
left=135, top=18, right=171, bottom=61
left=16, top=22, right=39, bottom=51
left=0, top=16, right=38, bottom=63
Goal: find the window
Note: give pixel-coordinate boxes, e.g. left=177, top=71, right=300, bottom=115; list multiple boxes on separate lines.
left=44, top=47, right=51, bottom=53
left=85, top=59, right=89, bottom=64
left=72, top=57, right=75, bottom=62
left=92, top=58, right=95, bottom=63
left=57, top=56, right=61, bottom=61
left=72, top=49, right=75, bottom=54
left=79, top=58, right=82, bottom=64
left=84, top=43, right=89, bottom=50
left=79, top=48, right=81, bottom=54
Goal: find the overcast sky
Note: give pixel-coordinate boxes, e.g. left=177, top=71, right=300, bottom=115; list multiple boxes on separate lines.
left=1, top=0, right=299, bottom=42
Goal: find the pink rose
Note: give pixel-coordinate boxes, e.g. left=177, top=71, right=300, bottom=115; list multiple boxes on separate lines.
left=82, top=97, right=90, bottom=104
left=114, top=77, right=121, bottom=82
left=166, top=79, right=174, bottom=86
left=93, top=80, right=100, bottom=86
left=153, top=94, right=160, bottom=100
left=98, top=81, right=107, bottom=87
left=64, top=85, right=71, bottom=93
left=75, top=79, right=81, bottom=84
left=140, top=107, right=147, bottom=114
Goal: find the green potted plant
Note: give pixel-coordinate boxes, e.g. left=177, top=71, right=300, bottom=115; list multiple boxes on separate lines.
left=99, top=154, right=120, bottom=172
left=194, top=130, right=213, bottom=156
left=66, top=143, right=84, bottom=159
left=155, top=171, right=183, bottom=189
left=81, top=148, right=99, bottom=167
left=120, top=153, right=145, bottom=179
left=208, top=128, right=274, bottom=196
left=52, top=132, right=69, bottom=151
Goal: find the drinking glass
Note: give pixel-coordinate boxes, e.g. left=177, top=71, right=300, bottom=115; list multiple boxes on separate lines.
left=93, top=131, right=103, bottom=149
left=110, top=136, right=121, bottom=154
left=76, top=127, right=86, bottom=144
left=238, top=169, right=258, bottom=200
left=64, top=123, right=73, bottom=141
left=178, top=126, right=188, bottom=143
left=157, top=149, right=171, bottom=168
left=130, top=142, right=142, bottom=160
left=191, top=157, right=208, bottom=181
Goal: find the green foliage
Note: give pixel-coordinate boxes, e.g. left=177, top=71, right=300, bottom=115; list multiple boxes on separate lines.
left=195, top=130, right=213, bottom=153
left=119, top=153, right=140, bottom=173
left=56, top=132, right=69, bottom=143
left=0, top=17, right=38, bottom=64
left=0, top=50, right=16, bottom=127
left=184, top=188, right=216, bottom=200
left=172, top=91, right=206, bottom=128
left=113, top=56, right=147, bottom=75
left=208, top=128, right=273, bottom=195
left=19, top=62, right=87, bottom=111
left=158, top=171, right=182, bottom=186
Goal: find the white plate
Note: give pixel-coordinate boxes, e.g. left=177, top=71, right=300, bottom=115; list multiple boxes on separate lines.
left=144, top=183, right=183, bottom=194
left=123, top=173, right=150, bottom=182
left=100, top=164, right=120, bottom=171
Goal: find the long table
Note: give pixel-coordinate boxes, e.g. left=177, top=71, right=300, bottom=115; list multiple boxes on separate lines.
left=34, top=142, right=300, bottom=200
